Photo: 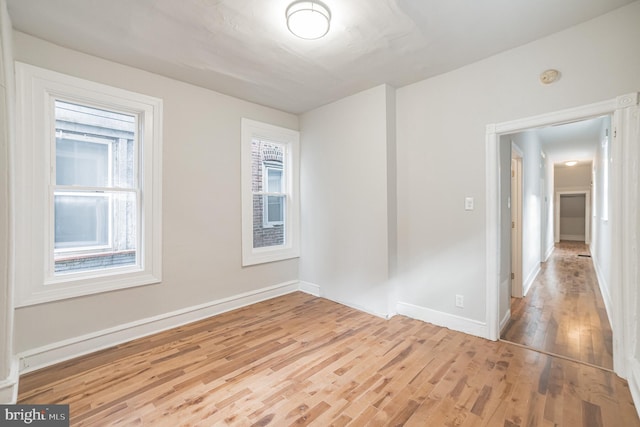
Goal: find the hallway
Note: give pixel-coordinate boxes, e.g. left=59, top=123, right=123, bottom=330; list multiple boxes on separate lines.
left=500, top=241, right=613, bottom=370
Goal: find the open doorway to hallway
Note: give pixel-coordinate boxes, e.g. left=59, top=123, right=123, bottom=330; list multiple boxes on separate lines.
left=498, top=115, right=615, bottom=370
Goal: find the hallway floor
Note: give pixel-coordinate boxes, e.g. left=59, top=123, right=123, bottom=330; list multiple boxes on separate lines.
left=500, top=241, right=613, bottom=370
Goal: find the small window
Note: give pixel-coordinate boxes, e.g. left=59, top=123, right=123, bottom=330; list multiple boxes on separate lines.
left=241, top=119, right=299, bottom=265
left=14, top=62, right=162, bottom=306
left=262, top=159, right=285, bottom=228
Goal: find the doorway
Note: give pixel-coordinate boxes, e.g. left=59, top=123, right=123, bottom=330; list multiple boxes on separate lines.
left=499, top=119, right=610, bottom=369
left=485, top=92, right=640, bottom=379
left=556, top=191, right=590, bottom=244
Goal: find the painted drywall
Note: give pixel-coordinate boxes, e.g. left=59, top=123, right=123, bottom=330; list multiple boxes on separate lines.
left=498, top=135, right=512, bottom=327
left=498, top=130, right=558, bottom=329
left=385, top=85, right=399, bottom=314
left=396, top=1, right=640, bottom=325
left=636, top=139, right=640, bottom=365
left=555, top=164, right=591, bottom=189
left=591, top=118, right=613, bottom=311
left=513, top=132, right=543, bottom=294
left=541, top=155, right=555, bottom=260
left=299, top=84, right=393, bottom=317
left=12, top=32, right=299, bottom=353
left=0, top=0, right=16, bottom=403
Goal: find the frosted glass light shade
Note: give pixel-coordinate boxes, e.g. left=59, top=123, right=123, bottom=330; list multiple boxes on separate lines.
left=286, top=1, right=331, bottom=40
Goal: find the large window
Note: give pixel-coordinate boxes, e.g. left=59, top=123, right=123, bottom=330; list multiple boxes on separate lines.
left=53, top=101, right=138, bottom=273
left=14, top=63, right=162, bottom=306
left=241, top=119, right=299, bottom=266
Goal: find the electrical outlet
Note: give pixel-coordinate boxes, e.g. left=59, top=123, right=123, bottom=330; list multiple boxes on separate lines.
left=455, top=294, right=464, bottom=308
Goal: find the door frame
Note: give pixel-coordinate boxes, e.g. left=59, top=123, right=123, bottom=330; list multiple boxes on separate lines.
left=485, top=92, right=639, bottom=380
left=510, top=148, right=523, bottom=298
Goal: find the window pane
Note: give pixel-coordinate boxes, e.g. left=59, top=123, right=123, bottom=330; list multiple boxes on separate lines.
left=55, top=100, right=136, bottom=188
left=251, top=139, right=285, bottom=193
left=267, top=168, right=283, bottom=193
left=267, top=195, right=284, bottom=222
left=54, top=191, right=137, bottom=274
left=55, top=194, right=108, bottom=248
left=253, top=195, right=285, bottom=248
left=56, top=138, right=109, bottom=186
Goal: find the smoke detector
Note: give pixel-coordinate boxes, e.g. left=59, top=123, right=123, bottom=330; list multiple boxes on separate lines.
left=540, top=69, right=560, bottom=85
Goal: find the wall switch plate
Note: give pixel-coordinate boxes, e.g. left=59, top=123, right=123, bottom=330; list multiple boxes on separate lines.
left=455, top=294, right=464, bottom=308
left=465, top=197, right=474, bottom=211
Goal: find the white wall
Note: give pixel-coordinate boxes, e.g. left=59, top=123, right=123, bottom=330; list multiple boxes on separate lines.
left=541, top=155, right=555, bottom=260
left=591, top=118, right=613, bottom=314
left=299, top=84, right=395, bottom=317
left=498, top=136, right=512, bottom=328
left=12, top=32, right=300, bottom=355
left=396, top=1, right=640, bottom=333
left=635, top=129, right=640, bottom=401
left=0, top=0, right=16, bottom=403
left=513, top=132, right=543, bottom=295
left=555, top=164, right=591, bottom=189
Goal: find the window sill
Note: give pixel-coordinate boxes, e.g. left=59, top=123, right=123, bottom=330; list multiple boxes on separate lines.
left=242, top=246, right=299, bottom=267
left=15, top=270, right=161, bottom=308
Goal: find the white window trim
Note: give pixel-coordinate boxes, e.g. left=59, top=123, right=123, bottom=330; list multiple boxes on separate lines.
left=241, top=118, right=299, bottom=266
left=14, top=62, right=163, bottom=307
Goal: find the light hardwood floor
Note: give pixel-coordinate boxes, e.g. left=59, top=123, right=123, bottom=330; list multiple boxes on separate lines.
left=19, top=292, right=638, bottom=426
left=501, top=241, right=613, bottom=370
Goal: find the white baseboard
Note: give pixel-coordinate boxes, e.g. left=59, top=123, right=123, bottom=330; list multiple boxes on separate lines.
left=298, top=281, right=320, bottom=297
left=499, top=278, right=511, bottom=333
left=544, top=244, right=555, bottom=262
left=559, top=234, right=585, bottom=241
left=0, top=357, right=19, bottom=403
left=396, top=301, right=488, bottom=339
left=18, top=280, right=300, bottom=374
left=591, top=252, right=613, bottom=328
left=522, top=264, right=541, bottom=297
left=499, top=308, right=511, bottom=333
left=331, top=296, right=391, bottom=320
left=299, top=281, right=391, bottom=319
left=628, top=358, right=640, bottom=421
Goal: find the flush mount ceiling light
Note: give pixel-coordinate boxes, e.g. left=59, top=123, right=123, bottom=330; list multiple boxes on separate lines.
left=565, top=161, right=578, bottom=166
left=286, top=1, right=331, bottom=40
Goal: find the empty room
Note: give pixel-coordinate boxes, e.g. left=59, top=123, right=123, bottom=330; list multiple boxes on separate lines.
left=1, top=0, right=640, bottom=425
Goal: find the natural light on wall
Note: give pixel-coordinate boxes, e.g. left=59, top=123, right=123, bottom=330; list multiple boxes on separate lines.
left=286, top=1, right=331, bottom=40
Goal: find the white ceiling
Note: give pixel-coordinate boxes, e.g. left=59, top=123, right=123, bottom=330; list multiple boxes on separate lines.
left=6, top=0, right=635, bottom=113
left=538, top=116, right=607, bottom=166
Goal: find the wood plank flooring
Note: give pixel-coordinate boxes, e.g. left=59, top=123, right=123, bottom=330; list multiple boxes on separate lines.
left=18, top=292, right=638, bottom=426
left=501, top=241, right=613, bottom=370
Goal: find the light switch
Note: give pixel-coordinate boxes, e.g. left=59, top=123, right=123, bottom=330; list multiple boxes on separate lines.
left=465, top=197, right=474, bottom=211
